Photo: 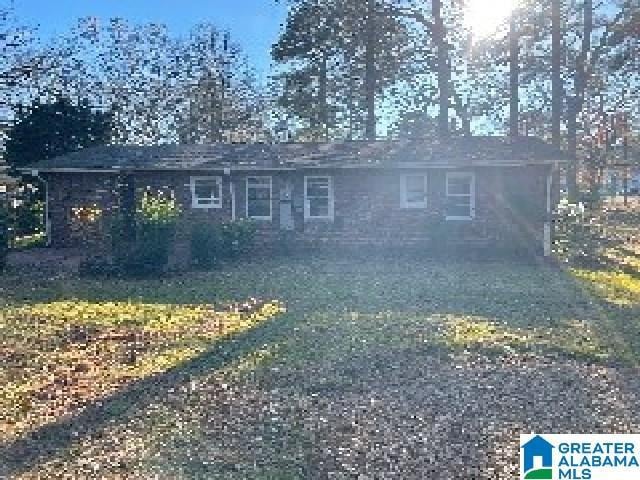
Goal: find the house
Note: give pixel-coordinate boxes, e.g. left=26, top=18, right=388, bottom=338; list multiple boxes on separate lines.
left=20, top=136, right=567, bottom=259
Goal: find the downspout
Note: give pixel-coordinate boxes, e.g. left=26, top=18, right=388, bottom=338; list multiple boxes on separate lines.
left=31, top=169, right=51, bottom=247
left=543, top=164, right=558, bottom=257
left=230, top=181, right=236, bottom=221
left=225, top=167, right=235, bottom=221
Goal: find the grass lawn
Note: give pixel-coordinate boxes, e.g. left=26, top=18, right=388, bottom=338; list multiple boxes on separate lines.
left=0, top=252, right=639, bottom=479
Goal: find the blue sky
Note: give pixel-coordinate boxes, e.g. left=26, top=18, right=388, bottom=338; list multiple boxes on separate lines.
left=10, top=0, right=288, bottom=81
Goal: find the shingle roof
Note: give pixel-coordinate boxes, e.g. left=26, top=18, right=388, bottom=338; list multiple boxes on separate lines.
left=22, top=136, right=569, bottom=172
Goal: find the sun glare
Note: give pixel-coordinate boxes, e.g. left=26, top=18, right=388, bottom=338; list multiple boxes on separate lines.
left=465, top=0, right=515, bottom=38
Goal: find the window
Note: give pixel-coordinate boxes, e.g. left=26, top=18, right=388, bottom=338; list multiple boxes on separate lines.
left=246, top=176, right=272, bottom=220
left=400, top=174, right=428, bottom=208
left=304, top=176, right=333, bottom=220
left=446, top=172, right=475, bottom=220
left=190, top=176, right=222, bottom=209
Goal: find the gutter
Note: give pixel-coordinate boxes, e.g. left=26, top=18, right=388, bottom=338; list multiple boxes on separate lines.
left=18, top=159, right=569, bottom=174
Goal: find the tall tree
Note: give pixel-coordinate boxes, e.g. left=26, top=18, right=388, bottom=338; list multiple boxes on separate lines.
left=364, top=0, right=377, bottom=139
left=32, top=18, right=268, bottom=145
left=0, top=3, right=53, bottom=165
left=5, top=98, right=112, bottom=169
left=509, top=11, right=520, bottom=137
left=567, top=0, right=593, bottom=200
left=0, top=5, right=40, bottom=97
left=398, top=0, right=492, bottom=138
left=272, top=0, right=334, bottom=140
left=551, top=0, right=563, bottom=147
left=432, top=0, right=450, bottom=137
left=176, top=24, right=264, bottom=143
left=272, top=0, right=414, bottom=141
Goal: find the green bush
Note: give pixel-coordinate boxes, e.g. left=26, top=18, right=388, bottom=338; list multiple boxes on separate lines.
left=221, top=219, right=257, bottom=258
left=190, top=223, right=223, bottom=269
left=0, top=206, right=8, bottom=271
left=554, top=199, right=601, bottom=265
left=11, top=199, right=44, bottom=237
left=78, top=256, right=121, bottom=277
left=190, top=220, right=256, bottom=268
left=111, top=191, right=181, bottom=277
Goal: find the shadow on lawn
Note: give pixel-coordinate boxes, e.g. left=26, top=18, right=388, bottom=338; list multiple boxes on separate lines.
left=563, top=269, right=640, bottom=366
left=2, top=254, right=638, bottom=477
left=0, top=313, right=292, bottom=477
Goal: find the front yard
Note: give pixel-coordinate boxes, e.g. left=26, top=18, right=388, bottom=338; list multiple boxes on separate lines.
left=1, top=251, right=639, bottom=478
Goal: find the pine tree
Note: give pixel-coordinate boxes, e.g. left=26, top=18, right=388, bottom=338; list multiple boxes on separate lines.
left=272, top=0, right=414, bottom=141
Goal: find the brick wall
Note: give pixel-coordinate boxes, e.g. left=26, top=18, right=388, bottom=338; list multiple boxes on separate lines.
left=46, top=172, right=118, bottom=251
left=44, top=164, right=552, bottom=258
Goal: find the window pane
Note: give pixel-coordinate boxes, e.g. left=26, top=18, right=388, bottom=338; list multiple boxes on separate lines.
left=447, top=196, right=471, bottom=207
left=248, top=199, right=271, bottom=218
left=247, top=178, right=271, bottom=218
left=407, top=191, right=426, bottom=203
left=307, top=178, right=329, bottom=197
left=309, top=198, right=329, bottom=217
left=447, top=176, right=471, bottom=195
left=248, top=177, right=270, bottom=187
left=406, top=176, right=425, bottom=193
left=405, top=176, right=426, bottom=203
left=194, top=179, right=219, bottom=199
left=446, top=201, right=471, bottom=218
left=248, top=187, right=270, bottom=201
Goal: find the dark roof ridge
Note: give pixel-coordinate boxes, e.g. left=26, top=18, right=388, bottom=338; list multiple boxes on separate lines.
left=21, top=136, right=569, bottom=172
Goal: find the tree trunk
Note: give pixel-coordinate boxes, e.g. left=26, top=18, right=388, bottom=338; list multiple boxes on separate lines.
left=365, top=0, right=377, bottom=140
left=551, top=0, right=562, bottom=147
left=345, top=40, right=357, bottom=141
left=433, top=0, right=449, bottom=138
left=218, top=72, right=226, bottom=143
left=509, top=14, right=519, bottom=138
left=462, top=105, right=471, bottom=136
left=567, top=96, right=578, bottom=200
left=208, top=75, right=220, bottom=143
left=318, top=51, right=329, bottom=141
left=567, top=0, right=592, bottom=201
left=347, top=62, right=355, bottom=141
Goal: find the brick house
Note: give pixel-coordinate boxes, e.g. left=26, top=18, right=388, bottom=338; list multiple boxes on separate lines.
left=21, top=136, right=567, bottom=258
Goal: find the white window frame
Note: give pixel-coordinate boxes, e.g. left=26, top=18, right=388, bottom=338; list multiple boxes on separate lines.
left=445, top=171, right=476, bottom=221
left=190, top=176, right=222, bottom=209
left=400, top=173, right=428, bottom=209
left=246, top=176, right=273, bottom=220
left=304, top=175, right=334, bottom=221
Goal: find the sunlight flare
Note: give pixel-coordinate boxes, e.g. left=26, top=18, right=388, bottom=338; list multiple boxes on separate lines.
left=465, top=0, right=516, bottom=38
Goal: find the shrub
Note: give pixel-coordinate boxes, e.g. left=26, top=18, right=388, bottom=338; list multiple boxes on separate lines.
left=7, top=181, right=45, bottom=238
left=11, top=199, right=44, bottom=237
left=111, top=191, right=181, bottom=277
left=554, top=199, right=601, bottom=265
left=190, top=220, right=256, bottom=268
left=190, top=223, right=223, bottom=269
left=220, top=219, right=256, bottom=258
left=78, top=256, right=120, bottom=277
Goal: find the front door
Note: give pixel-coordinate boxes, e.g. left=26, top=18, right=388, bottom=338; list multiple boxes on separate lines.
left=279, top=182, right=294, bottom=230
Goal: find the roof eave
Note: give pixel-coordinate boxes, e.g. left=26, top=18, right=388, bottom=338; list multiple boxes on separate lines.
left=19, top=166, right=297, bottom=174
left=20, top=158, right=568, bottom=174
